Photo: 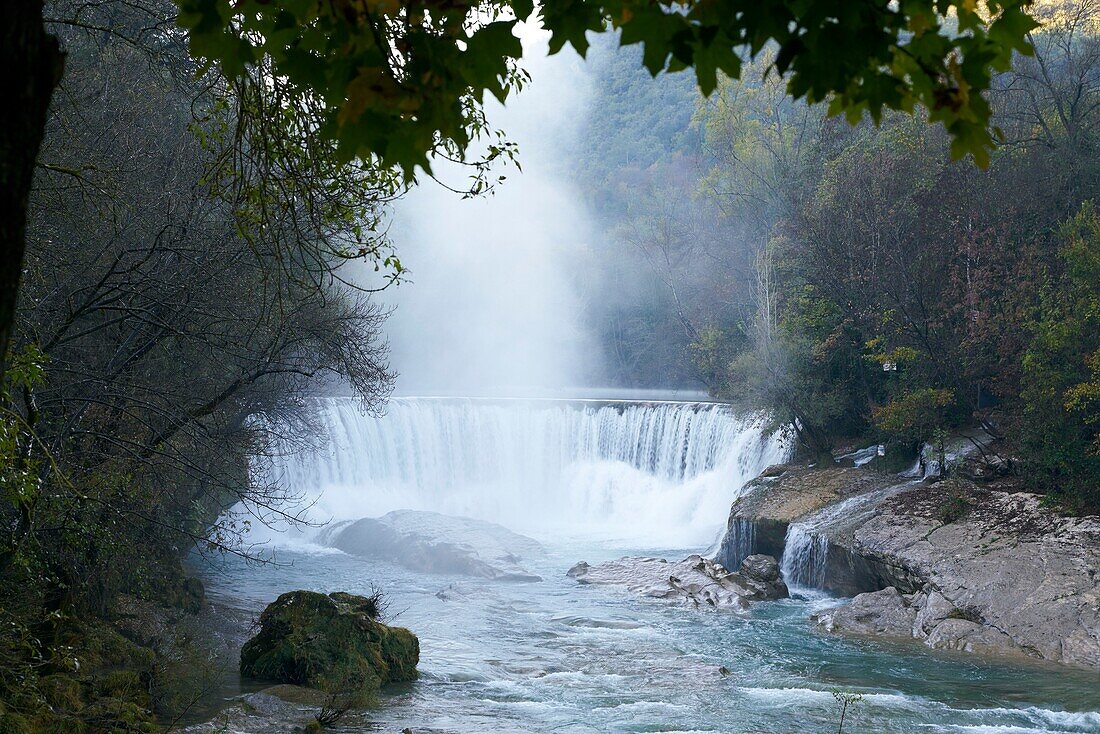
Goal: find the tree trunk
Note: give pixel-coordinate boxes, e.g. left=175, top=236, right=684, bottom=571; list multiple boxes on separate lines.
left=0, top=1, right=63, bottom=370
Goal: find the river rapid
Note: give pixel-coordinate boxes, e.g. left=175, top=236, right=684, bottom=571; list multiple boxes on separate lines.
left=192, top=397, right=1100, bottom=733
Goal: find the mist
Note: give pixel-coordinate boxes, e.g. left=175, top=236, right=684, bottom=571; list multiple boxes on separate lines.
left=381, top=29, right=600, bottom=397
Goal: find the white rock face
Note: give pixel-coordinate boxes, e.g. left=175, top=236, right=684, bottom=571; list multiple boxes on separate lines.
left=725, top=467, right=1100, bottom=669
left=567, top=554, right=787, bottom=610
left=812, top=586, right=1027, bottom=659
left=320, top=510, right=545, bottom=581
left=844, top=489, right=1100, bottom=668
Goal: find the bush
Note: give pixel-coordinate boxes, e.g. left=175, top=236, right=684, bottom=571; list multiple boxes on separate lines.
left=873, top=388, right=957, bottom=446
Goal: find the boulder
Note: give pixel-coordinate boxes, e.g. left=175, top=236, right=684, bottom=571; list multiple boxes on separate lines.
left=737, top=554, right=788, bottom=599
left=567, top=554, right=787, bottom=610
left=811, top=587, right=916, bottom=638
left=811, top=586, right=1029, bottom=660
left=240, top=591, right=418, bottom=695
left=320, top=510, right=544, bottom=581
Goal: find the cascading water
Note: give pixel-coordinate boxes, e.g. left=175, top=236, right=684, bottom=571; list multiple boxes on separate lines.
left=254, top=396, right=788, bottom=548
left=779, top=481, right=916, bottom=593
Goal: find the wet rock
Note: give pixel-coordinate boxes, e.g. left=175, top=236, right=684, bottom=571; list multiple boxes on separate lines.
left=321, top=510, right=544, bottom=581
left=739, top=553, right=779, bottom=582
left=811, top=587, right=916, bottom=637
left=738, top=554, right=788, bottom=600
left=550, top=615, right=645, bottom=629
left=923, top=618, right=1021, bottom=656
left=240, top=590, right=419, bottom=694
left=565, top=561, right=589, bottom=578
left=723, top=465, right=1100, bottom=670
left=567, top=554, right=787, bottom=610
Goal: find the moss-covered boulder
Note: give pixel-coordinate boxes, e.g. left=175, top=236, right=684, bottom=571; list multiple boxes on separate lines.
left=240, top=591, right=418, bottom=696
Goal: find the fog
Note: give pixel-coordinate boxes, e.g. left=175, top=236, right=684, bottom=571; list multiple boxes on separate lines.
left=381, top=27, right=600, bottom=397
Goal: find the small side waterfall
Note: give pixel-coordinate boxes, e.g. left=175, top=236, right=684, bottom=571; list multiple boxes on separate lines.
left=717, top=518, right=758, bottom=571
left=778, top=482, right=917, bottom=594
left=255, top=397, right=789, bottom=547
left=778, top=524, right=830, bottom=590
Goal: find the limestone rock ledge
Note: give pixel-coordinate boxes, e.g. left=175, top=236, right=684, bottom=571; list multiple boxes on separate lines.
left=717, top=465, right=1100, bottom=670
left=567, top=553, right=788, bottom=610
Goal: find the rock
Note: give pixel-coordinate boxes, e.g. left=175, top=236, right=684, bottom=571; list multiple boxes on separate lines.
left=728, top=466, right=1100, bottom=669
left=759, top=464, right=789, bottom=478
left=812, top=587, right=917, bottom=637
left=240, top=590, right=419, bottom=695
left=738, top=554, right=788, bottom=599
left=714, top=466, right=900, bottom=572
left=321, top=510, right=544, bottom=582
left=567, top=554, right=787, bottom=610
left=739, top=553, right=779, bottom=581
left=566, top=561, right=589, bottom=578
left=923, top=618, right=1022, bottom=656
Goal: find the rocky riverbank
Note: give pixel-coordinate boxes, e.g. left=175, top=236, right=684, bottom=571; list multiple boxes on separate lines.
left=717, top=465, right=1100, bottom=670
left=567, top=553, right=788, bottom=609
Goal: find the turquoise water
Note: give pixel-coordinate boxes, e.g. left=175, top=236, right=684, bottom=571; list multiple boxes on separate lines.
left=194, top=541, right=1100, bottom=733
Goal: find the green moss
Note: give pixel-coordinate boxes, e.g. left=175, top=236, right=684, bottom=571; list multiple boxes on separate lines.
left=240, top=591, right=419, bottom=699
left=96, top=670, right=148, bottom=706
left=81, top=697, right=157, bottom=733
left=36, top=715, right=88, bottom=734
left=39, top=674, right=85, bottom=713
left=82, top=625, right=155, bottom=673
left=0, top=712, right=33, bottom=734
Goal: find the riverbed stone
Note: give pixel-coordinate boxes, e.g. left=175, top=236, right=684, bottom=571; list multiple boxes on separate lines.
left=567, top=554, right=787, bottom=610
left=812, top=587, right=916, bottom=637
left=240, top=590, right=418, bottom=694
left=738, top=554, right=788, bottom=599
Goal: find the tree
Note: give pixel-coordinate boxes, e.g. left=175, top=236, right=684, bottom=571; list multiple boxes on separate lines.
left=0, top=0, right=1042, bottom=372
left=1021, top=202, right=1100, bottom=512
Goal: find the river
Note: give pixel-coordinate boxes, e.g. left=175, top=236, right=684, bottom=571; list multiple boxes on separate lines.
left=190, top=397, right=1100, bottom=733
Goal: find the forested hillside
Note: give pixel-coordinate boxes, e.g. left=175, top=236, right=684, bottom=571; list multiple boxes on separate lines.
left=577, top=5, right=1100, bottom=512
left=0, top=0, right=1096, bottom=730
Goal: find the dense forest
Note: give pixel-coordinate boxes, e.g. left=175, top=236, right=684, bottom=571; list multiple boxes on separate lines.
left=0, top=2, right=405, bottom=727
left=0, top=0, right=1096, bottom=731
left=577, top=3, right=1100, bottom=513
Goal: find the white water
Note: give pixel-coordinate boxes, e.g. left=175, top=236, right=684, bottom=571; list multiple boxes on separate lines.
left=253, top=397, right=788, bottom=548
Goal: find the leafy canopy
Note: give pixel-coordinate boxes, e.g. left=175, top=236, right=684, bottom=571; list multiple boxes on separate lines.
left=177, top=0, right=1038, bottom=175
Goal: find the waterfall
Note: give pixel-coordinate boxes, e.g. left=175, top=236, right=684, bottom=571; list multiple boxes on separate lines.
left=778, top=482, right=917, bottom=593
left=718, top=518, right=757, bottom=571
left=256, top=397, right=788, bottom=548
left=778, top=524, right=830, bottom=591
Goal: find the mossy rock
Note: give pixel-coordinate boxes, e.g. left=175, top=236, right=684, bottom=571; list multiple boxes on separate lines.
left=35, top=715, right=88, bottom=734
left=0, top=712, right=32, bottom=734
left=39, top=674, right=85, bottom=713
left=95, top=670, right=149, bottom=707
left=81, top=697, right=157, bottom=733
left=81, top=625, right=155, bottom=673
left=240, top=591, right=418, bottom=696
